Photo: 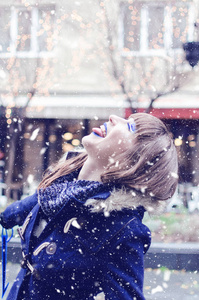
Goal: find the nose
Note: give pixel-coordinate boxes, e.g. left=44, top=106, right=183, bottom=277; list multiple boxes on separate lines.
left=109, top=115, right=125, bottom=125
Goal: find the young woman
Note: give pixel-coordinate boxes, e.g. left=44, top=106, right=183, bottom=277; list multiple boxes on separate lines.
left=0, top=113, right=178, bottom=300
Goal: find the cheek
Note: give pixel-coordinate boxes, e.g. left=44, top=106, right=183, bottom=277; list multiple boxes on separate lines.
left=115, top=140, right=132, bottom=154
left=117, top=137, right=132, bottom=147
left=104, top=136, right=132, bottom=156
left=112, top=130, right=133, bottom=149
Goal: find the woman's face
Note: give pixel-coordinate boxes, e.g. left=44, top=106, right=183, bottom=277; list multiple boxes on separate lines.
left=82, top=115, right=135, bottom=165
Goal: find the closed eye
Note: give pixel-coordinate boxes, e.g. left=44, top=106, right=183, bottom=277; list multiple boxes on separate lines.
left=127, top=122, right=136, bottom=133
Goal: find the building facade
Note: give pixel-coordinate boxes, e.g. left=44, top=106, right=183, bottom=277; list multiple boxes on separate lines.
left=0, top=0, right=198, bottom=199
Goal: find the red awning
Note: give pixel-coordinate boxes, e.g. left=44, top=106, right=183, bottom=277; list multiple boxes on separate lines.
left=125, top=107, right=199, bottom=119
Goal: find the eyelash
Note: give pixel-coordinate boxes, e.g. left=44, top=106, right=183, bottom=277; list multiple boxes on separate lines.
left=127, top=122, right=136, bottom=133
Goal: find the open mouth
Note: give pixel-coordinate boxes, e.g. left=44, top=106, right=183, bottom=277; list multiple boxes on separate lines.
left=92, top=123, right=107, bottom=138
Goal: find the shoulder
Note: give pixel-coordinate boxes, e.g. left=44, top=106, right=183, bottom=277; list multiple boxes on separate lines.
left=1, top=192, right=38, bottom=228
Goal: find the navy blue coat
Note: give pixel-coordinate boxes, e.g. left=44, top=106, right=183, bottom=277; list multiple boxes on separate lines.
left=2, top=190, right=151, bottom=300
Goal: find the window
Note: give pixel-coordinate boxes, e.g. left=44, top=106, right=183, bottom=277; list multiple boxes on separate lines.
left=0, top=6, right=55, bottom=57
left=0, top=8, right=10, bottom=53
left=120, top=2, right=195, bottom=55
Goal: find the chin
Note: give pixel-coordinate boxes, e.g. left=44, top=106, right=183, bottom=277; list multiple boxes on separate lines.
left=82, top=133, right=100, bottom=154
left=82, top=133, right=94, bottom=147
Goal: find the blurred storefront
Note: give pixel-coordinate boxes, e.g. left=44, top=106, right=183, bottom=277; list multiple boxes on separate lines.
left=0, top=94, right=125, bottom=198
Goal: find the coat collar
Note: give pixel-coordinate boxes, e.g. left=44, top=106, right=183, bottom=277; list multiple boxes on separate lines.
left=85, top=187, right=166, bottom=216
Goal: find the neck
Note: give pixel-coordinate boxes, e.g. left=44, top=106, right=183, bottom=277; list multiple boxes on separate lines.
left=78, top=157, right=105, bottom=182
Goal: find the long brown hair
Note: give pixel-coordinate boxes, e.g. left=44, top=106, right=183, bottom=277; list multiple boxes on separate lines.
left=101, top=113, right=178, bottom=200
left=37, top=152, right=88, bottom=189
left=38, top=113, right=178, bottom=201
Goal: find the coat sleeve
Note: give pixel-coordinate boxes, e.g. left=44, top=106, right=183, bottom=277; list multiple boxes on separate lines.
left=0, top=192, right=38, bottom=229
left=100, top=221, right=151, bottom=300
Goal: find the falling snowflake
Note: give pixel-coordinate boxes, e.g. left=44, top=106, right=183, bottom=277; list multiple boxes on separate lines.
left=30, top=128, right=40, bottom=141
left=151, top=285, right=163, bottom=294
left=40, top=147, right=47, bottom=155
left=171, top=172, right=179, bottom=179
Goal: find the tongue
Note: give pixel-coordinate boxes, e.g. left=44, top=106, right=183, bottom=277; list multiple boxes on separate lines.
left=92, top=128, right=103, bottom=137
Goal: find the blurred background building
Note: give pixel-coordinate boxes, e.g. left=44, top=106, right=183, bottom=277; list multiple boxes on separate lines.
left=0, top=0, right=199, bottom=203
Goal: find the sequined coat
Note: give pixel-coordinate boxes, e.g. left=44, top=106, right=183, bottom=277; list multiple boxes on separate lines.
left=2, top=186, right=151, bottom=300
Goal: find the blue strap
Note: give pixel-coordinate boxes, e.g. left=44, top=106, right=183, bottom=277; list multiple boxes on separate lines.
left=1, top=227, right=13, bottom=299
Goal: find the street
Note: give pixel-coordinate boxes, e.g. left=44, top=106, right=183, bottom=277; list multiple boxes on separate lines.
left=144, top=268, right=199, bottom=299
left=1, top=263, right=199, bottom=299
